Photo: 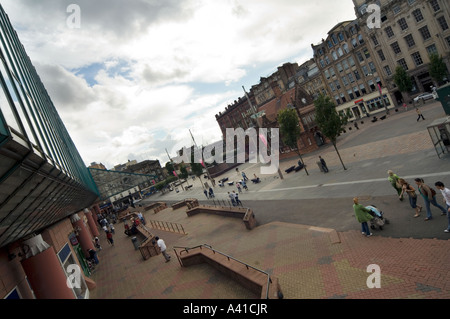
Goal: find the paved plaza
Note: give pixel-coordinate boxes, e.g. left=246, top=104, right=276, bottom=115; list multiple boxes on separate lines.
left=89, top=101, right=450, bottom=301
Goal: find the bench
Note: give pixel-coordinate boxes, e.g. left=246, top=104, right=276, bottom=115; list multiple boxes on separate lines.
left=185, top=205, right=257, bottom=230
left=175, top=245, right=283, bottom=299
left=143, top=202, right=167, bottom=214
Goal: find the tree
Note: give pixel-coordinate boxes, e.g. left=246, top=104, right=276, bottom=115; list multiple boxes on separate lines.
left=165, top=162, right=175, bottom=176
left=429, top=53, right=448, bottom=86
left=179, top=165, right=189, bottom=180
left=314, top=94, right=348, bottom=170
left=278, top=108, right=309, bottom=175
left=393, top=66, right=413, bottom=103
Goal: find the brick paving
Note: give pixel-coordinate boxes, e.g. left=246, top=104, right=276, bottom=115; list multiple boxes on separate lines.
left=88, top=102, right=450, bottom=300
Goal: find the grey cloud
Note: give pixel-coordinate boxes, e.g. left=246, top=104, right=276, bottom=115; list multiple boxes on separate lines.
left=36, top=63, right=96, bottom=111
left=6, top=0, right=196, bottom=39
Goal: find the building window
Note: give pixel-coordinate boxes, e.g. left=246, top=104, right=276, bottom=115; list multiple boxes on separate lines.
left=348, top=72, right=355, bottom=83
left=338, top=32, right=345, bottom=42
left=412, top=9, right=424, bottom=22
left=398, top=58, right=409, bottom=70
left=362, top=65, right=370, bottom=76
left=360, top=84, right=367, bottom=94
left=393, top=5, right=401, bottom=15
left=385, top=26, right=394, bottom=38
left=430, top=0, right=440, bottom=12
left=419, top=26, right=432, bottom=41
left=354, top=86, right=361, bottom=98
left=391, top=42, right=402, bottom=54
left=356, top=51, right=364, bottom=62
left=338, top=47, right=344, bottom=57
left=335, top=96, right=341, bottom=105
left=343, top=43, right=349, bottom=54
left=332, top=51, right=338, bottom=60
left=352, top=38, right=358, bottom=48
left=437, top=16, right=449, bottom=31
left=377, top=49, right=386, bottom=61
left=325, top=69, right=330, bottom=79
left=348, top=89, right=355, bottom=100
left=348, top=56, right=355, bottom=67
left=411, top=52, right=423, bottom=66
left=408, top=0, right=416, bottom=5
left=371, top=35, right=379, bottom=46
left=404, top=34, right=416, bottom=48
left=325, top=56, right=330, bottom=65
left=341, top=93, right=347, bottom=103
left=330, top=67, right=336, bottom=77
left=330, top=82, right=335, bottom=92
left=384, top=65, right=392, bottom=76
left=369, top=62, right=377, bottom=74
left=354, top=70, right=361, bottom=80
left=398, top=18, right=408, bottom=31
left=332, top=34, right=339, bottom=45
left=342, top=75, right=349, bottom=86
left=335, top=80, right=341, bottom=90
left=358, top=34, right=365, bottom=45
left=368, top=80, right=376, bottom=92
left=363, top=48, right=370, bottom=59
left=426, top=44, right=438, bottom=55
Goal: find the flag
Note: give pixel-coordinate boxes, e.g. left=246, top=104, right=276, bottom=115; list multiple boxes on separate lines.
left=173, top=171, right=178, bottom=177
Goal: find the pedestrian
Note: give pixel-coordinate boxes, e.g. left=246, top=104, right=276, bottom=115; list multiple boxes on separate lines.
left=203, top=189, right=209, bottom=199
left=434, top=181, right=450, bottom=233
left=319, top=156, right=328, bottom=173
left=155, top=236, right=171, bottom=262
left=233, top=191, right=242, bottom=206
left=109, top=223, right=115, bottom=234
left=137, top=211, right=145, bottom=225
left=352, top=197, right=373, bottom=237
left=242, top=172, right=248, bottom=181
left=106, top=231, right=114, bottom=246
left=387, top=170, right=403, bottom=200
left=416, top=107, right=425, bottom=121
left=208, top=187, right=215, bottom=198
left=94, top=236, right=102, bottom=251
left=102, top=223, right=108, bottom=233
left=403, top=102, right=408, bottom=112
left=236, top=182, right=242, bottom=193
left=241, top=179, right=248, bottom=191
left=414, top=178, right=446, bottom=221
left=398, top=178, right=422, bottom=217
left=228, top=192, right=237, bottom=206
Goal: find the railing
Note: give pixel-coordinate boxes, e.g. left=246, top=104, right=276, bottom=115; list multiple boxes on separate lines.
left=146, top=219, right=186, bottom=235
left=173, top=244, right=272, bottom=299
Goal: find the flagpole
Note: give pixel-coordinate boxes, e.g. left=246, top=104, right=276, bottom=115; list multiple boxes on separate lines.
left=189, top=129, right=215, bottom=187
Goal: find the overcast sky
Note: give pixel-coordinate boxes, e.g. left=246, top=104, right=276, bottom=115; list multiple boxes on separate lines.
left=1, top=0, right=356, bottom=169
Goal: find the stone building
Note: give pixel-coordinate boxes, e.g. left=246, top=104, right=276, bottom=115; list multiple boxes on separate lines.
left=352, top=0, right=450, bottom=104
left=312, top=20, right=396, bottom=120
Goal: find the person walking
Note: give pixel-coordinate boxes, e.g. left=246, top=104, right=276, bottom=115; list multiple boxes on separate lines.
left=414, top=178, right=446, bottom=221
left=434, top=181, right=450, bottom=233
left=241, top=179, right=248, bottom=191
left=106, top=231, right=114, bottom=246
left=319, top=156, right=328, bottom=173
left=203, top=189, right=209, bottom=199
left=228, top=192, right=237, bottom=206
left=236, top=182, right=242, bottom=193
left=155, top=236, right=171, bottom=262
left=416, top=107, right=425, bottom=121
left=352, top=197, right=374, bottom=237
left=208, top=187, right=215, bottom=198
left=398, top=178, right=422, bottom=217
left=233, top=191, right=242, bottom=206
left=388, top=170, right=403, bottom=200
left=241, top=172, right=248, bottom=181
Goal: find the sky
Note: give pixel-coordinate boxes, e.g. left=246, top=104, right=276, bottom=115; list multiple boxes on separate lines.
left=1, top=0, right=356, bottom=170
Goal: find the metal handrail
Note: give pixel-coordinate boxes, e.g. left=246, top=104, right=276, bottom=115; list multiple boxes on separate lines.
left=147, top=219, right=186, bottom=235
left=173, top=244, right=272, bottom=299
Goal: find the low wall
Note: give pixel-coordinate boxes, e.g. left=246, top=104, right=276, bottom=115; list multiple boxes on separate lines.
left=177, top=247, right=282, bottom=299
left=172, top=198, right=199, bottom=210
left=185, top=205, right=257, bottom=230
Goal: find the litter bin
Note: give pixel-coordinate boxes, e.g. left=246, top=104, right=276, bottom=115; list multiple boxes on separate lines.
left=131, top=236, right=139, bottom=250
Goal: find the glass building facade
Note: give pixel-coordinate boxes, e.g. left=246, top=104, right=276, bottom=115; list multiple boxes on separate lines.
left=0, top=4, right=99, bottom=248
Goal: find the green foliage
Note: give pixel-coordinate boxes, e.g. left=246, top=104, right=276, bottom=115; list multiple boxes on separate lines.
left=180, top=165, right=189, bottom=179
left=165, top=162, right=174, bottom=176
left=393, top=66, right=413, bottom=93
left=278, top=108, right=301, bottom=149
left=429, top=53, right=448, bottom=85
left=191, top=162, right=204, bottom=177
left=314, top=94, right=348, bottom=144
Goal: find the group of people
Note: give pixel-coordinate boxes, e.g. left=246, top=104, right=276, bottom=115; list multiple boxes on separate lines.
left=388, top=170, right=449, bottom=232
left=203, top=187, right=215, bottom=199
left=228, top=191, right=242, bottom=206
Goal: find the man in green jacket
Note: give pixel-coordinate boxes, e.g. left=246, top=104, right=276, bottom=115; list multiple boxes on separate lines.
left=353, top=197, right=374, bottom=237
